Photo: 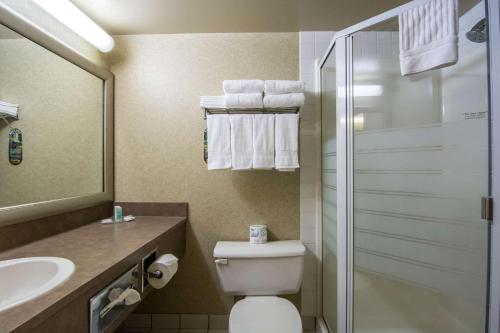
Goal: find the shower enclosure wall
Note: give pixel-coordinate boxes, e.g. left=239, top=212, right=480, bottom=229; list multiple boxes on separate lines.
left=318, top=0, right=500, bottom=332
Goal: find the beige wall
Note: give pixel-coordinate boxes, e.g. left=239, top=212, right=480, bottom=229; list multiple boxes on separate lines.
left=0, top=37, right=103, bottom=207
left=110, top=33, right=300, bottom=314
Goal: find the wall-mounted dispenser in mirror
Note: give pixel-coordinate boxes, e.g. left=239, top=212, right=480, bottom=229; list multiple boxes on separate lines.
left=0, top=5, right=114, bottom=227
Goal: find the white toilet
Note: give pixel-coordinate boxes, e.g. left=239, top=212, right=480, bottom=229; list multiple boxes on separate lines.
left=213, top=240, right=306, bottom=333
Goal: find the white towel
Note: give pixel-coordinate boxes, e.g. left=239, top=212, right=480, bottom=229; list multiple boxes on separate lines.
left=230, top=115, right=253, bottom=170
left=399, top=0, right=458, bottom=76
left=263, top=93, right=305, bottom=108
left=207, top=115, right=231, bottom=170
left=223, top=80, right=264, bottom=94
left=200, top=96, right=226, bottom=108
left=275, top=114, right=299, bottom=171
left=252, top=114, right=275, bottom=169
left=264, top=80, right=305, bottom=95
left=225, top=94, right=263, bottom=109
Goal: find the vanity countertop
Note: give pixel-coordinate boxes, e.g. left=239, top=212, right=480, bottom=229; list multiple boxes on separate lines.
left=0, top=216, right=186, bottom=332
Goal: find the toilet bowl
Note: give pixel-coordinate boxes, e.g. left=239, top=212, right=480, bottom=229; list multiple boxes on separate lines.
left=213, top=240, right=306, bottom=333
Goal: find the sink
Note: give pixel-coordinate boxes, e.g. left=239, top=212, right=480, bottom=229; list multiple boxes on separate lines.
left=0, top=257, right=75, bottom=312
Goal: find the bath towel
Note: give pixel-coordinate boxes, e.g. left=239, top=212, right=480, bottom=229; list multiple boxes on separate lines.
left=207, top=114, right=231, bottom=170
left=200, top=96, right=226, bottom=108
left=225, top=93, right=264, bottom=109
left=252, top=114, right=275, bottom=169
left=275, top=113, right=299, bottom=171
left=230, top=115, right=253, bottom=170
left=263, top=93, right=305, bottom=108
left=223, top=80, right=264, bottom=94
left=399, top=0, right=459, bottom=75
left=264, top=80, right=305, bottom=95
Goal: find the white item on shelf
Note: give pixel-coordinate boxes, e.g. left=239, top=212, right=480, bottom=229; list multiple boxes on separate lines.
left=207, top=114, right=232, bottom=170
left=399, top=0, right=458, bottom=76
left=200, top=96, right=226, bottom=108
left=263, top=93, right=305, bottom=108
left=230, top=115, right=253, bottom=170
left=123, top=215, right=135, bottom=222
left=252, top=114, right=275, bottom=169
left=225, top=93, right=263, bottom=109
left=275, top=113, right=299, bottom=171
left=0, top=100, right=18, bottom=118
left=100, top=218, right=114, bottom=224
left=223, top=79, right=264, bottom=94
left=147, top=254, right=178, bottom=289
left=264, top=80, right=305, bottom=95
left=249, top=225, right=267, bottom=244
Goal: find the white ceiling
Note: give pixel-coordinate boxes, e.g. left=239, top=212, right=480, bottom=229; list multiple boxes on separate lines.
left=70, top=0, right=411, bottom=35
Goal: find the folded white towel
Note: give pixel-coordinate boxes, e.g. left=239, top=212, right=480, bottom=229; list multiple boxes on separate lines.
left=275, top=114, right=299, bottom=171
left=252, top=114, right=275, bottom=169
left=264, top=80, right=305, bottom=95
left=200, top=96, right=226, bottom=108
left=207, top=114, right=231, bottom=170
left=223, top=80, right=264, bottom=94
left=399, top=0, right=458, bottom=76
left=230, top=115, right=253, bottom=170
left=263, top=93, right=305, bottom=108
left=225, top=94, right=263, bottom=109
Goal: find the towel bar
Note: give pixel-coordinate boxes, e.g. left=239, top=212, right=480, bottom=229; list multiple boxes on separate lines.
left=202, top=107, right=300, bottom=120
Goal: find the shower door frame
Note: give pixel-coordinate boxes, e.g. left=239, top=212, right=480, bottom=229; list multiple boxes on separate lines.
left=317, top=0, right=500, bottom=332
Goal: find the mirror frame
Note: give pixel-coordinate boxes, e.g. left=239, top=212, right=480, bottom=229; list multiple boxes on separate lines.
left=0, top=4, right=114, bottom=227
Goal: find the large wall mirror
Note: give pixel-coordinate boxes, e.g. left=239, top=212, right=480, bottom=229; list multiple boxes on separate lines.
left=0, top=7, right=113, bottom=226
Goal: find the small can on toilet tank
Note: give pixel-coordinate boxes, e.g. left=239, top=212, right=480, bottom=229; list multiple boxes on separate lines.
left=249, top=224, right=267, bottom=244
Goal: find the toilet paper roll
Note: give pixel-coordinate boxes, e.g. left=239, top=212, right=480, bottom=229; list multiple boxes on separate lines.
left=147, top=254, right=178, bottom=289
left=249, top=224, right=267, bottom=244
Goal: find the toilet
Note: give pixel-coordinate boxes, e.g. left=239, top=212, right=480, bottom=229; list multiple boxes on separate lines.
left=213, top=240, right=306, bottom=333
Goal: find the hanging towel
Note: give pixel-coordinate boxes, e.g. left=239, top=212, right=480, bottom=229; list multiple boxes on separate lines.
left=223, top=80, right=264, bottom=94
left=264, top=80, right=305, bottom=95
left=263, top=93, right=305, bottom=108
left=399, top=0, right=459, bottom=76
left=275, top=113, right=299, bottom=171
left=225, top=93, right=263, bottom=109
left=252, top=114, right=275, bottom=169
left=207, top=114, right=231, bottom=170
left=200, top=96, right=226, bottom=108
left=230, top=115, right=253, bottom=170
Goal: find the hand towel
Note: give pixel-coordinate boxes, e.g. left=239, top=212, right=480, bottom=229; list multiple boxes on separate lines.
left=275, top=113, right=299, bottom=171
left=207, top=114, right=231, bottom=170
left=223, top=80, right=264, bottom=94
left=264, top=80, right=305, bottom=95
left=399, top=0, right=458, bottom=76
left=200, top=96, right=226, bottom=108
left=230, top=115, right=253, bottom=170
left=263, top=93, right=305, bottom=108
left=252, top=114, right=275, bottom=169
left=225, top=93, right=263, bottom=109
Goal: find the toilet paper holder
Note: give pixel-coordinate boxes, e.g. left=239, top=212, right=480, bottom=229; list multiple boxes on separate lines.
left=147, top=270, right=162, bottom=279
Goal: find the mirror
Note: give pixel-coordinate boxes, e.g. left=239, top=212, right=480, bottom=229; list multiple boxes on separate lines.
left=0, top=23, right=107, bottom=211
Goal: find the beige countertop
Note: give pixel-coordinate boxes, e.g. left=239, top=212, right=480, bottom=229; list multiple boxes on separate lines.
left=0, top=216, right=186, bottom=332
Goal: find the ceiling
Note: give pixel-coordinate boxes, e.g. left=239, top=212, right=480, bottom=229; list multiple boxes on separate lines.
left=70, top=0, right=411, bottom=35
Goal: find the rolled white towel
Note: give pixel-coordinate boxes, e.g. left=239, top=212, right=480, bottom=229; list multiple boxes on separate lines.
left=223, top=80, right=264, bottom=94
left=225, top=93, right=263, bottom=109
left=263, top=93, right=305, bottom=108
left=200, top=96, right=226, bottom=108
left=264, top=80, right=305, bottom=95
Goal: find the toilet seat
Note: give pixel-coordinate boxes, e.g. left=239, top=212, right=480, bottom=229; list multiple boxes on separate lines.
left=229, top=296, right=302, bottom=333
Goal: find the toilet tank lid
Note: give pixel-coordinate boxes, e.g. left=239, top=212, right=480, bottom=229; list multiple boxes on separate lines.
left=213, top=240, right=305, bottom=258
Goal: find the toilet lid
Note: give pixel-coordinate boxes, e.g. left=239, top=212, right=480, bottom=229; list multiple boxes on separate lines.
left=229, top=297, right=302, bottom=333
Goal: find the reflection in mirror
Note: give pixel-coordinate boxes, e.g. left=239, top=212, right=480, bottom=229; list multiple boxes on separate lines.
left=0, top=24, right=104, bottom=208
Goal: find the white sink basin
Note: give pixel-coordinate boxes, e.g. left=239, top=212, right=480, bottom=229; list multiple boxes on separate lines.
left=0, top=257, right=75, bottom=312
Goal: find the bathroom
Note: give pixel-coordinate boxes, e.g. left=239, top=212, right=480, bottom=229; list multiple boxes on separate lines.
left=0, top=0, right=499, bottom=332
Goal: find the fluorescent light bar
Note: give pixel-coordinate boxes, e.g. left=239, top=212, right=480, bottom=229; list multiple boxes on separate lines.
left=32, top=0, right=114, bottom=52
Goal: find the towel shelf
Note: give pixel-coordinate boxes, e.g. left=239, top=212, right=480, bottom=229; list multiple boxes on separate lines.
left=202, top=106, right=300, bottom=119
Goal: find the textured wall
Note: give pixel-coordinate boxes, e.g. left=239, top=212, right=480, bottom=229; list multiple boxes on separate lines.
left=0, top=37, right=103, bottom=207
left=110, top=33, right=300, bottom=314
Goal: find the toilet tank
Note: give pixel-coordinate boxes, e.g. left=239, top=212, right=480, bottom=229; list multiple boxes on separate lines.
left=213, top=240, right=306, bottom=296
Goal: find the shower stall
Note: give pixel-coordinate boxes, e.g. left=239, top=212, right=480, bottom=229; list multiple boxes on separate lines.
left=318, top=0, right=500, bottom=332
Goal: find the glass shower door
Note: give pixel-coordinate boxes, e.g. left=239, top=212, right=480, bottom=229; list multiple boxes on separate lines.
left=321, top=46, right=337, bottom=331
left=350, top=1, right=490, bottom=332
